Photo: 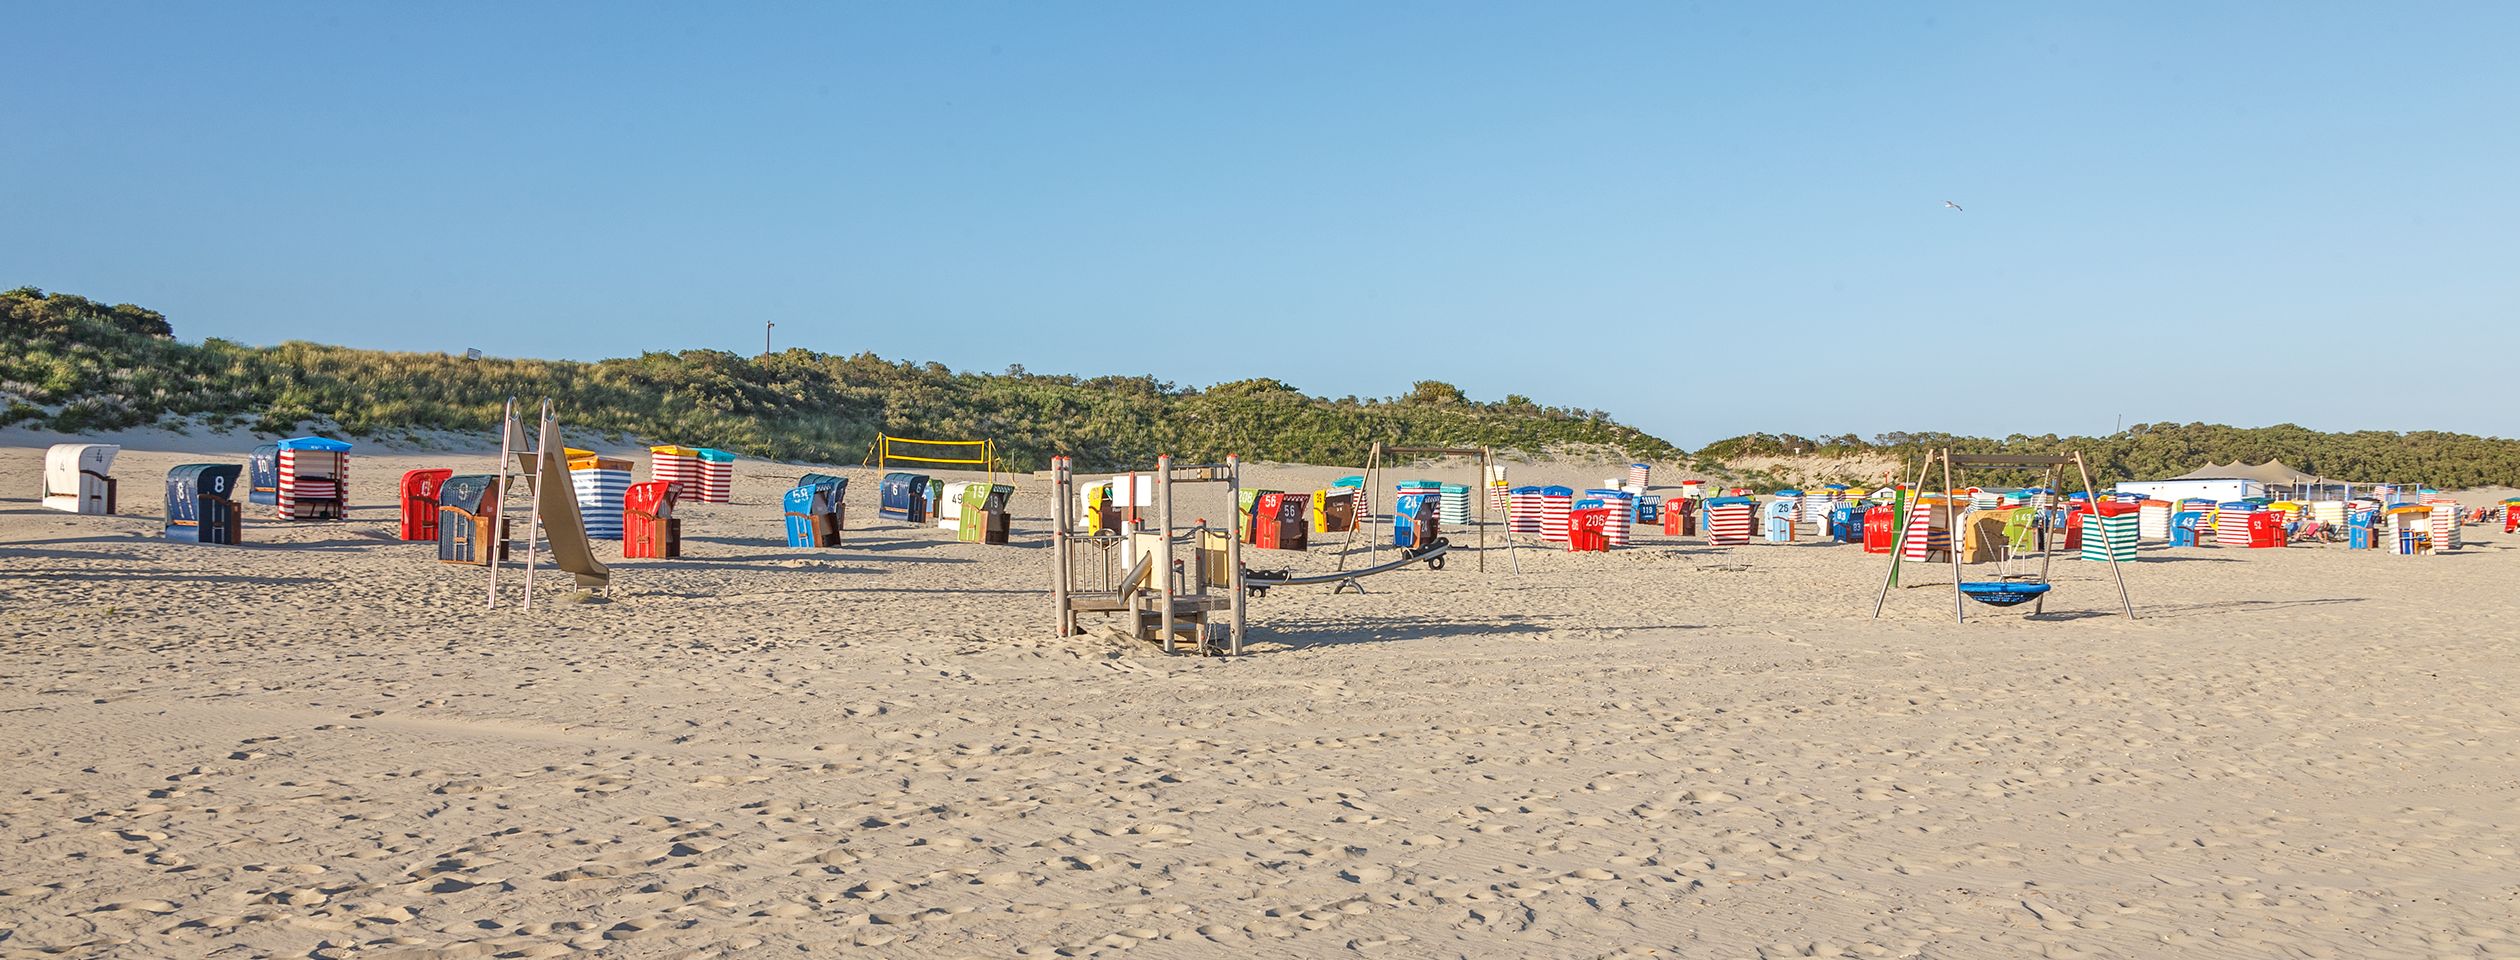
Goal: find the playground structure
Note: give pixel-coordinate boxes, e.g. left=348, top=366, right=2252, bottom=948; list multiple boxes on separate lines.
left=1050, top=453, right=1471, bottom=654
left=1338, top=443, right=1511, bottom=573
left=484, top=398, right=612, bottom=609
left=865, top=433, right=1014, bottom=488
left=1872, top=449, right=2134, bottom=623
left=1051, top=455, right=1248, bottom=655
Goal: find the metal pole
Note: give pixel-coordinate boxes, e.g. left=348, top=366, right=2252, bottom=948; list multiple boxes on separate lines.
left=487, top=397, right=512, bottom=609
left=1157, top=455, right=1176, bottom=654
left=764, top=321, right=774, bottom=359
left=523, top=400, right=551, bottom=613
left=520, top=406, right=537, bottom=611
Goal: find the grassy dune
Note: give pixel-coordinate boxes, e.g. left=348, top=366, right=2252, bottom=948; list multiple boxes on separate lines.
left=11, top=287, right=2515, bottom=485
left=3, top=287, right=1676, bottom=470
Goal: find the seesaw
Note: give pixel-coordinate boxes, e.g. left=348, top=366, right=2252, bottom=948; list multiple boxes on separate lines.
left=1244, top=538, right=1450, bottom=597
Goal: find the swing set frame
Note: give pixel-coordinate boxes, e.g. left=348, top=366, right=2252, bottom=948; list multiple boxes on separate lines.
left=1336, top=443, right=1513, bottom=574
left=1870, top=448, right=2135, bottom=623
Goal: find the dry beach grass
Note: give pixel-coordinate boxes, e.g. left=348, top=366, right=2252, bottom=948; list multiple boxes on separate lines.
left=3, top=440, right=2516, bottom=959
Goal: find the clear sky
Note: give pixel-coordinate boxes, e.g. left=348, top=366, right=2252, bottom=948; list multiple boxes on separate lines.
left=8, top=3, right=2513, bottom=448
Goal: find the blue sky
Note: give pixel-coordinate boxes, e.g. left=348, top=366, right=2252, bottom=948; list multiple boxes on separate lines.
left=8, top=2, right=2513, bottom=448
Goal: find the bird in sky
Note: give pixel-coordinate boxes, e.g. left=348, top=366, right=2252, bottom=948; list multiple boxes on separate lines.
left=1943, top=200, right=1964, bottom=212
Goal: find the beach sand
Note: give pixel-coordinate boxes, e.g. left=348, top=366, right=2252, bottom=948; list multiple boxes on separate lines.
left=3, top=436, right=2516, bottom=958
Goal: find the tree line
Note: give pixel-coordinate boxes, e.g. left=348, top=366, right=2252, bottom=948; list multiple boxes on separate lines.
left=1696, top=426, right=2520, bottom=489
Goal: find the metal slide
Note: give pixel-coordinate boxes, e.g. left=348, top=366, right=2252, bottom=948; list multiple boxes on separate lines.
left=527, top=418, right=612, bottom=591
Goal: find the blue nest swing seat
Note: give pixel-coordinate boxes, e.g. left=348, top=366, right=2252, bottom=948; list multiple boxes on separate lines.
left=1958, top=582, right=2052, bottom=607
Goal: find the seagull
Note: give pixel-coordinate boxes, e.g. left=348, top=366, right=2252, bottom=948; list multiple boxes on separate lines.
left=1943, top=200, right=1964, bottom=212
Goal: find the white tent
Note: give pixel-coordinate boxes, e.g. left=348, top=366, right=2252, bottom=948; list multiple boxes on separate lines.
left=42, top=443, right=121, bottom=514
left=2168, top=460, right=2318, bottom=486
left=2115, top=460, right=2326, bottom=504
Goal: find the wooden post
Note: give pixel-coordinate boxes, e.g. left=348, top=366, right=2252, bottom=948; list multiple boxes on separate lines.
left=1944, top=449, right=1962, bottom=624
left=2077, top=452, right=2137, bottom=619
left=487, top=397, right=512, bottom=609
left=1050, top=457, right=1072, bottom=637
left=1473, top=447, right=1485, bottom=572
left=1370, top=443, right=1384, bottom=570
left=1119, top=468, right=1141, bottom=638
left=1227, top=454, right=1246, bottom=656
left=1871, top=452, right=1938, bottom=618
left=2033, top=464, right=2057, bottom=615
left=1344, top=443, right=1382, bottom=572
left=1156, top=455, right=1176, bottom=654
left=1347, top=444, right=1495, bottom=572
left=1496, top=448, right=1520, bottom=575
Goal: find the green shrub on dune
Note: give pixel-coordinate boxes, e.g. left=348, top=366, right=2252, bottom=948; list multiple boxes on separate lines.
left=13, top=287, right=2513, bottom=485
left=2, top=287, right=1676, bottom=470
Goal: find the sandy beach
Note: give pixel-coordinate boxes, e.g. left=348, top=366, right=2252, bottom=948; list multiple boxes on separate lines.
left=5, top=436, right=2517, bottom=959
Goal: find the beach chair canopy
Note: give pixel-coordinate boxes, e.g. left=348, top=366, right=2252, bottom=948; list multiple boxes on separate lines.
left=45, top=443, right=119, bottom=493
left=276, top=436, right=353, bottom=452
left=2001, top=508, right=2039, bottom=553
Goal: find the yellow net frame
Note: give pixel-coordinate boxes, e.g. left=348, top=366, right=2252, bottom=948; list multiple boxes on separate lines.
left=864, top=434, right=1013, bottom=487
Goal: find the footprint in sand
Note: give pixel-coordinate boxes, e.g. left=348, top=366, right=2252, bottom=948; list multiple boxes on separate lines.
left=602, top=917, right=688, bottom=940
left=95, top=899, right=181, bottom=915
left=543, top=863, right=619, bottom=882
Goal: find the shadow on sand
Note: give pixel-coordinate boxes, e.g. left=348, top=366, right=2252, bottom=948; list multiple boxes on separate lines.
left=0, top=566, right=325, bottom=587
left=1259, top=614, right=1558, bottom=651
left=0, top=546, right=153, bottom=563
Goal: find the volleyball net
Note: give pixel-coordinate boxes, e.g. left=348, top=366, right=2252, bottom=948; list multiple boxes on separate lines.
left=865, top=434, right=1013, bottom=485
